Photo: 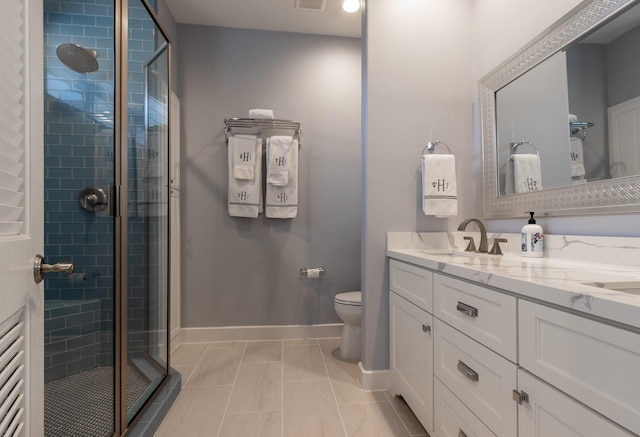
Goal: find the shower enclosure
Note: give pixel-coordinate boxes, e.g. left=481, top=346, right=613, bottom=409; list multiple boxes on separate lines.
left=43, top=0, right=173, bottom=435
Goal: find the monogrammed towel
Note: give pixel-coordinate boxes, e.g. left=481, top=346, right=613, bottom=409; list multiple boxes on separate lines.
left=228, top=136, right=263, bottom=218
left=265, top=138, right=298, bottom=219
left=422, top=154, right=457, bottom=217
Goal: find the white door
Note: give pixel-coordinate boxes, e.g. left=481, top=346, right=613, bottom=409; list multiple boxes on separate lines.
left=608, top=95, right=640, bottom=178
left=0, top=0, right=44, bottom=435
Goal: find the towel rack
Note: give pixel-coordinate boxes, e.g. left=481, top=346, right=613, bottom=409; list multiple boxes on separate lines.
left=570, top=121, right=594, bottom=136
left=224, top=117, right=302, bottom=146
left=422, top=140, right=452, bottom=155
left=509, top=140, right=539, bottom=160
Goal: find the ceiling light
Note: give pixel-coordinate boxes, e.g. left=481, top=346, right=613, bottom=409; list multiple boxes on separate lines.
left=342, top=0, right=360, bottom=13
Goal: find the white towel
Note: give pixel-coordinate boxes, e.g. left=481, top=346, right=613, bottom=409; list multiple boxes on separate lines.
left=570, top=136, right=586, bottom=178
left=422, top=154, right=457, bottom=217
left=513, top=154, right=542, bottom=193
left=266, top=138, right=298, bottom=219
left=266, top=136, right=292, bottom=186
left=569, top=113, right=578, bottom=123
left=249, top=109, right=274, bottom=119
left=231, top=134, right=258, bottom=180
left=228, top=137, right=263, bottom=218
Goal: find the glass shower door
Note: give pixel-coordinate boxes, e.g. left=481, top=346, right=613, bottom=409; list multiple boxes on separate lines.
left=43, top=1, right=117, bottom=434
left=125, top=0, right=170, bottom=422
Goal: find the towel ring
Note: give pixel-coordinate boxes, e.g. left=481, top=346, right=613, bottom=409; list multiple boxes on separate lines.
left=509, top=140, right=539, bottom=160
left=422, top=140, right=452, bottom=155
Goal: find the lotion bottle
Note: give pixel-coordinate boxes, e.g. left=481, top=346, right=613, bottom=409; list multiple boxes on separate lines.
left=521, top=212, right=544, bottom=257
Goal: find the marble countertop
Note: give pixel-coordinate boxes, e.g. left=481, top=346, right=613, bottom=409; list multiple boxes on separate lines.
left=387, top=232, right=640, bottom=331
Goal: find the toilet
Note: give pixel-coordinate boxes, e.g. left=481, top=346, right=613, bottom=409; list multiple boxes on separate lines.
left=334, top=291, right=362, bottom=361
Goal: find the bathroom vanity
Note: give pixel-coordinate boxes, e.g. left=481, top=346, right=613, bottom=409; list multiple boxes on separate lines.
left=387, top=232, right=640, bottom=437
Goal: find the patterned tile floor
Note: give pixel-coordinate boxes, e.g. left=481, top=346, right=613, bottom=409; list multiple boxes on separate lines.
left=45, top=365, right=149, bottom=437
left=155, top=338, right=428, bottom=437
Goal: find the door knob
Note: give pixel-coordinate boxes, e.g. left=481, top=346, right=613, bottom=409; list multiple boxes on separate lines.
left=33, top=254, right=74, bottom=284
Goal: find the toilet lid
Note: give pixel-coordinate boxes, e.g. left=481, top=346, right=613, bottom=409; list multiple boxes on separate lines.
left=335, top=291, right=361, bottom=306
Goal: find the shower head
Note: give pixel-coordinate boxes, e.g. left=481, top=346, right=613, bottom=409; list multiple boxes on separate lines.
left=56, top=43, right=99, bottom=74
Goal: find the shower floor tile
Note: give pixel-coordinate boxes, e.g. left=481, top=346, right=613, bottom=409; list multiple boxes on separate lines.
left=45, top=365, right=149, bottom=437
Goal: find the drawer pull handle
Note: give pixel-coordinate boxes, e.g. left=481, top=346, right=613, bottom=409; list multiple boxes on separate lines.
left=458, top=430, right=468, bottom=437
left=456, top=301, right=478, bottom=318
left=422, top=324, right=431, bottom=333
left=512, top=389, right=530, bottom=405
left=457, top=360, right=479, bottom=382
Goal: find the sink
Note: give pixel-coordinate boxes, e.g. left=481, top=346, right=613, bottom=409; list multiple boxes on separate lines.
left=582, top=281, right=640, bottom=295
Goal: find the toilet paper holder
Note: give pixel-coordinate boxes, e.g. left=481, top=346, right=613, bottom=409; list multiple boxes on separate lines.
left=300, top=267, right=325, bottom=277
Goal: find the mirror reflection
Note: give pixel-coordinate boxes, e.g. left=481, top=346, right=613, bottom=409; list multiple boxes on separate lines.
left=496, top=2, right=640, bottom=195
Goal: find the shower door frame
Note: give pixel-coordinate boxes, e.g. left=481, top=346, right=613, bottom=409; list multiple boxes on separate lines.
left=114, top=0, right=173, bottom=434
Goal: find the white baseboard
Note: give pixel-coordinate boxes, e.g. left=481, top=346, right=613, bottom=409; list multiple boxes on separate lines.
left=358, top=361, right=389, bottom=391
left=177, top=323, right=343, bottom=344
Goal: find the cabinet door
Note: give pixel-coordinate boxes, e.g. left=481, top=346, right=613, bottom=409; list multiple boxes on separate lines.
left=389, top=291, right=433, bottom=434
left=518, top=369, right=634, bottom=437
left=519, top=300, right=640, bottom=435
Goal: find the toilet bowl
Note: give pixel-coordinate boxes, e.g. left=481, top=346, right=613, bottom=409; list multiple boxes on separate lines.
left=334, top=291, right=362, bottom=361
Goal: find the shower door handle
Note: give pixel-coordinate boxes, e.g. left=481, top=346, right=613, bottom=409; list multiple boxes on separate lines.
left=33, top=254, right=74, bottom=284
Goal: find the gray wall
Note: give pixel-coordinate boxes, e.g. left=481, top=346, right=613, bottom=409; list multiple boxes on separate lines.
left=177, top=25, right=361, bottom=327
left=607, top=25, right=640, bottom=107
left=362, top=0, right=474, bottom=371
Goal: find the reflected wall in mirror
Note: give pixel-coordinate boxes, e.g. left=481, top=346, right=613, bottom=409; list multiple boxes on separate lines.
left=481, top=0, right=640, bottom=217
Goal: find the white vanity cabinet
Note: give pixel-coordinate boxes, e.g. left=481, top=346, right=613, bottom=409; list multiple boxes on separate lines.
left=388, top=255, right=639, bottom=437
left=389, top=259, right=434, bottom=434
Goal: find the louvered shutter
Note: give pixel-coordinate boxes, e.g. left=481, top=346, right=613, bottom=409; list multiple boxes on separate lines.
left=0, top=310, right=25, bottom=436
left=0, top=0, right=26, bottom=236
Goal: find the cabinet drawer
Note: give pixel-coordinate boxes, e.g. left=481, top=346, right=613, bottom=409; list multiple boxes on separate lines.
left=434, top=274, right=517, bottom=361
left=434, top=319, right=517, bottom=437
left=389, top=259, right=433, bottom=313
left=519, top=300, right=640, bottom=435
left=517, top=369, right=633, bottom=437
left=389, top=291, right=433, bottom=434
left=434, top=378, right=496, bottom=437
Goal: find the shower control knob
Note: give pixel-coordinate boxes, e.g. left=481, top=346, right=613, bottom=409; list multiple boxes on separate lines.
left=33, top=254, right=74, bottom=284
left=79, top=187, right=107, bottom=212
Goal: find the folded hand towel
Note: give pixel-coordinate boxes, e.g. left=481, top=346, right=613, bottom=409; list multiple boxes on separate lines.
left=513, top=154, right=542, bottom=193
left=570, top=136, right=586, bottom=178
left=231, top=134, right=258, bottom=180
left=267, top=136, right=292, bottom=186
left=266, top=138, right=298, bottom=219
left=569, top=113, right=578, bottom=123
left=422, top=154, right=457, bottom=217
left=228, top=137, right=263, bottom=218
left=249, top=109, right=274, bottom=119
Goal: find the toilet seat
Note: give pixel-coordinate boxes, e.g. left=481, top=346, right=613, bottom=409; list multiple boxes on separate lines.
left=334, top=291, right=361, bottom=306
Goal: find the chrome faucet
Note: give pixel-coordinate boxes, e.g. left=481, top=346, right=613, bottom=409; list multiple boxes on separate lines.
left=457, top=218, right=489, bottom=253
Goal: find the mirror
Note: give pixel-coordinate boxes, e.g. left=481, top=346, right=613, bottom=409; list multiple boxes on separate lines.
left=480, top=0, right=640, bottom=217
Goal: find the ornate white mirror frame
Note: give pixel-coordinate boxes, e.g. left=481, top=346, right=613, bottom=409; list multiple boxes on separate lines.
left=480, top=0, right=640, bottom=218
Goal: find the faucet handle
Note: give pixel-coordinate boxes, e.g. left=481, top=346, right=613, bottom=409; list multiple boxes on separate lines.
left=489, top=238, right=508, bottom=255
left=463, top=236, right=477, bottom=252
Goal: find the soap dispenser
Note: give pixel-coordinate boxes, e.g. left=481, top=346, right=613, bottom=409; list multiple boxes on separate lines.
left=521, top=212, right=544, bottom=257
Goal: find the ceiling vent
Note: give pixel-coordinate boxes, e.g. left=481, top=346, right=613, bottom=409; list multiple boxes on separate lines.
left=295, top=0, right=326, bottom=12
